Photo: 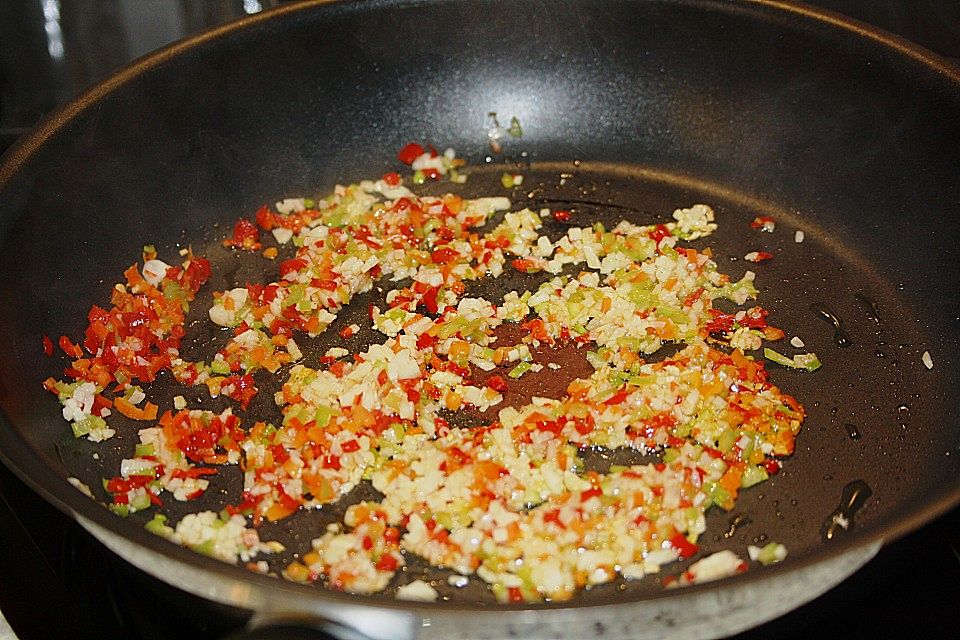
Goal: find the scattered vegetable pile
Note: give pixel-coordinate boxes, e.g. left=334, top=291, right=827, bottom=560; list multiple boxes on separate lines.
left=45, top=143, right=815, bottom=602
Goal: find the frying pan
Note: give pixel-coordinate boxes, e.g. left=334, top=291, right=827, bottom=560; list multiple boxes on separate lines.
left=1, top=1, right=958, bottom=638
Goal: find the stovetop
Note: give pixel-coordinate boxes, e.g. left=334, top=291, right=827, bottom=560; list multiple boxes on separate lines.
left=1, top=2, right=958, bottom=639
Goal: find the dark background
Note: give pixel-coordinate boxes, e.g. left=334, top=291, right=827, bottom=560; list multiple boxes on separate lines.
left=0, top=1, right=957, bottom=639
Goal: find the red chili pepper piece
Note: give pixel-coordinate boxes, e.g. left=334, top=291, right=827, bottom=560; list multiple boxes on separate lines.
left=431, top=246, right=459, bottom=264
left=669, top=533, right=699, bottom=559
left=604, top=387, right=630, bottom=405
left=580, top=487, right=602, bottom=502
left=648, top=224, right=672, bottom=244
left=279, top=258, right=307, bottom=279
left=485, top=375, right=508, bottom=392
left=397, top=142, right=425, bottom=165
left=224, top=218, right=261, bottom=251
left=750, top=215, right=776, bottom=230
left=552, top=209, right=571, bottom=222
left=745, top=251, right=774, bottom=263
left=375, top=554, right=399, bottom=572
left=511, top=258, right=540, bottom=273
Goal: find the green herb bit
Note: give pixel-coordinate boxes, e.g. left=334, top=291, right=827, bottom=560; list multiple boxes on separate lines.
left=763, top=348, right=821, bottom=372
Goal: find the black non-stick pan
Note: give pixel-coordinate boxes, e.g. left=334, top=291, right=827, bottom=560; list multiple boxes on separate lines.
left=0, top=1, right=958, bottom=638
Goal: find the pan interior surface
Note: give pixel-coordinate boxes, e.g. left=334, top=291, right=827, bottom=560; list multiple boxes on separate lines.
left=0, top=0, right=957, bottom=615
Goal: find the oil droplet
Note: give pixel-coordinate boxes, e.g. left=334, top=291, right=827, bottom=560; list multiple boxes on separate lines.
left=844, top=423, right=862, bottom=440
left=854, top=293, right=882, bottom=325
left=723, top=514, right=752, bottom=539
left=821, top=480, right=873, bottom=541
left=896, top=404, right=911, bottom=429
left=810, top=303, right=852, bottom=347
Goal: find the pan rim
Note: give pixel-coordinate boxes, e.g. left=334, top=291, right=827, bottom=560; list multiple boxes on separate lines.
left=1, top=0, right=958, bottom=616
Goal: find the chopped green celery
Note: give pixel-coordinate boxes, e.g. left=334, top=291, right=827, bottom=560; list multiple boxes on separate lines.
left=704, top=481, right=731, bottom=509
left=122, top=385, right=144, bottom=400
left=303, top=198, right=316, bottom=209
left=508, top=362, right=532, bottom=379
left=436, top=507, right=472, bottom=531
left=490, top=582, right=508, bottom=602
left=590, top=430, right=610, bottom=447
left=628, top=374, right=658, bottom=386
left=384, top=307, right=408, bottom=322
left=763, top=348, right=821, bottom=372
left=655, top=306, right=688, bottom=324
left=143, top=244, right=156, bottom=255
left=71, top=419, right=91, bottom=438
left=131, top=465, right=157, bottom=477
left=314, top=405, right=336, bottom=426
left=55, top=380, right=80, bottom=400
left=671, top=422, right=691, bottom=439
left=718, top=278, right=758, bottom=302
left=385, top=423, right=404, bottom=443
left=130, top=492, right=151, bottom=511
left=753, top=542, right=787, bottom=565
left=601, top=232, right=616, bottom=252
left=607, top=370, right=630, bottom=386
left=629, top=289, right=658, bottom=309
left=500, top=173, right=515, bottom=189
left=72, top=415, right=106, bottom=439
left=210, top=359, right=231, bottom=375
left=162, top=280, right=186, bottom=308
left=324, top=207, right=348, bottom=227
left=282, top=404, right=311, bottom=428
left=283, top=285, right=305, bottom=307
left=436, top=318, right=462, bottom=339
left=717, top=429, right=737, bottom=453
left=658, top=244, right=678, bottom=258
left=412, top=170, right=426, bottom=185
left=261, top=423, right=278, bottom=440
left=623, top=236, right=652, bottom=260
left=662, top=448, right=680, bottom=464
left=585, top=350, right=605, bottom=369
left=109, top=503, right=130, bottom=517
left=507, top=117, right=523, bottom=138
left=609, top=464, right=629, bottom=473
left=741, top=465, right=769, bottom=488
left=144, top=514, right=170, bottom=536
left=191, top=540, right=216, bottom=557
